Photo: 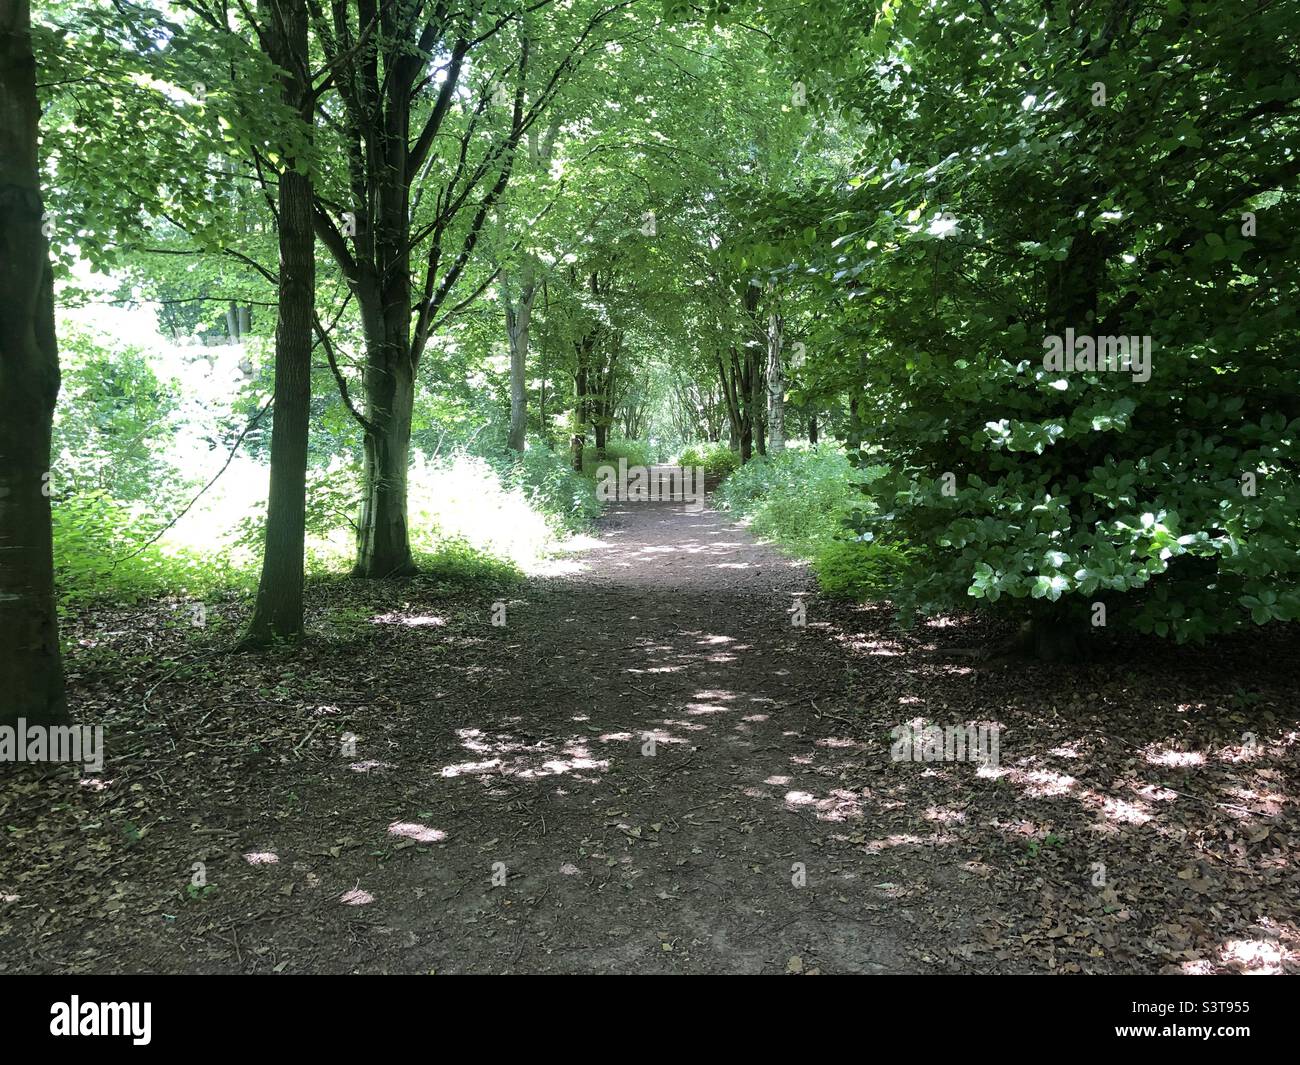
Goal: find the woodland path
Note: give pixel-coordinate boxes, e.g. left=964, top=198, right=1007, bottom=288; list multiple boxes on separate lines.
left=4, top=490, right=1297, bottom=974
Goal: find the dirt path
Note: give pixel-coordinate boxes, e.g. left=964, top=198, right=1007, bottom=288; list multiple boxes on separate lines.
left=4, top=491, right=1297, bottom=974
left=397, top=494, right=917, bottom=974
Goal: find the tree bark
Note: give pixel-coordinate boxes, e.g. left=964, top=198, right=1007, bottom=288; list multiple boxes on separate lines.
left=571, top=332, right=593, bottom=472
left=0, top=0, right=67, bottom=726
left=504, top=263, right=536, bottom=452
left=742, top=281, right=765, bottom=458
left=240, top=0, right=314, bottom=648
left=766, top=303, right=785, bottom=453
left=354, top=350, right=416, bottom=576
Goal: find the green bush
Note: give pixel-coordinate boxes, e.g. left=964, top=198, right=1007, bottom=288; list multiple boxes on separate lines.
left=52, top=324, right=187, bottom=504
left=495, top=444, right=603, bottom=534
left=50, top=326, right=240, bottom=605
left=717, top=444, right=904, bottom=601
left=54, top=492, right=245, bottom=606
left=676, top=442, right=741, bottom=477
left=718, top=445, right=868, bottom=555
left=580, top=437, right=653, bottom=477
left=813, top=537, right=911, bottom=600
left=413, top=535, right=524, bottom=591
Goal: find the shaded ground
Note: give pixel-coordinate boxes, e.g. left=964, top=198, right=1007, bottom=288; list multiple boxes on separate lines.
left=2, top=491, right=1298, bottom=974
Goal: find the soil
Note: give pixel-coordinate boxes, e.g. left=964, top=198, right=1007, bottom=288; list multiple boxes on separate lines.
left=2, top=492, right=1297, bottom=974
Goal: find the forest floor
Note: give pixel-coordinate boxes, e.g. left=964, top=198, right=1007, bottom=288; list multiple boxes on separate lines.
left=3, top=489, right=1299, bottom=974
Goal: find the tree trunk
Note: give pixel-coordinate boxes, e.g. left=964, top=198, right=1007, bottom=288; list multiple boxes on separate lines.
left=240, top=0, right=314, bottom=648
left=766, top=305, right=785, bottom=452
left=0, top=0, right=67, bottom=726
left=715, top=348, right=741, bottom=453
left=571, top=336, right=591, bottom=471
left=1006, top=613, right=1081, bottom=663
left=348, top=148, right=418, bottom=579
left=742, top=281, right=765, bottom=458
left=504, top=264, right=536, bottom=452
left=808, top=411, right=818, bottom=445
left=354, top=354, right=416, bottom=577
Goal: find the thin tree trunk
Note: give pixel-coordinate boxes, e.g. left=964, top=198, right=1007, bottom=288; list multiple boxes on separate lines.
left=766, top=304, right=785, bottom=452
left=538, top=279, right=549, bottom=444
left=504, top=263, right=536, bottom=452
left=571, top=335, right=591, bottom=471
left=0, top=0, right=67, bottom=726
left=240, top=0, right=314, bottom=648
left=847, top=393, right=862, bottom=440
left=741, top=281, right=764, bottom=458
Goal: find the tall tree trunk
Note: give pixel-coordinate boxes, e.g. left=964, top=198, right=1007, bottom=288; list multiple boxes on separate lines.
left=571, top=332, right=594, bottom=472
left=590, top=328, right=621, bottom=455
left=505, top=118, right=559, bottom=453
left=715, top=348, right=741, bottom=453
left=766, top=304, right=785, bottom=453
left=346, top=98, right=419, bottom=581
left=355, top=348, right=416, bottom=577
left=741, top=281, right=764, bottom=459
left=504, top=263, right=536, bottom=452
left=537, top=279, right=549, bottom=445
left=0, top=0, right=67, bottom=726
left=808, top=411, right=818, bottom=445
left=240, top=0, right=314, bottom=648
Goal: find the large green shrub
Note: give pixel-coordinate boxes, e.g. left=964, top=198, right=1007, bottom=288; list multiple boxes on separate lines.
left=718, top=445, right=908, bottom=600
left=767, top=0, right=1300, bottom=644
left=54, top=492, right=244, bottom=605
left=676, top=442, right=741, bottom=477
left=718, top=444, right=878, bottom=556
left=52, top=325, right=186, bottom=504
